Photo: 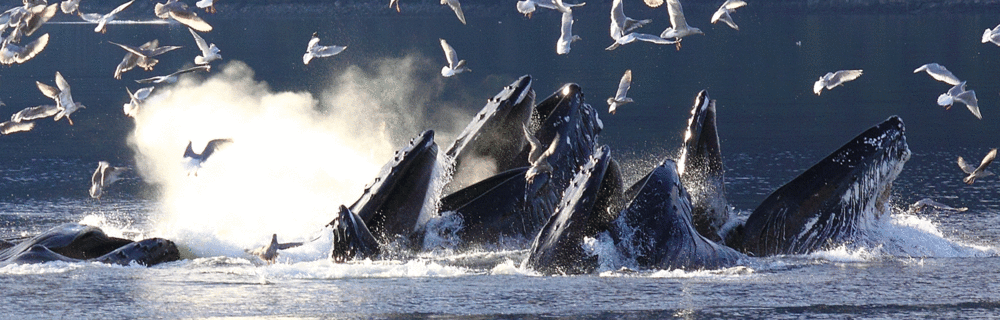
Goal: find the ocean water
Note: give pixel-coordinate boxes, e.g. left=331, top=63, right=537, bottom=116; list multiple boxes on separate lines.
left=2, top=2, right=1000, bottom=318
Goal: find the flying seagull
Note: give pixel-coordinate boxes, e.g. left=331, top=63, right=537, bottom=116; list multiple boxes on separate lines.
left=36, top=71, right=84, bottom=125
left=556, top=8, right=580, bottom=55
left=113, top=40, right=164, bottom=79
left=958, top=148, right=997, bottom=184
left=936, top=81, right=981, bottom=119
left=155, top=0, right=212, bottom=32
left=607, top=69, right=633, bottom=114
left=123, top=87, right=154, bottom=118
left=247, top=234, right=304, bottom=264
left=184, top=138, right=233, bottom=175
left=983, top=23, right=1000, bottom=46
left=439, top=38, right=470, bottom=77
left=89, top=161, right=129, bottom=199
left=195, top=0, right=217, bottom=14
left=189, top=27, right=221, bottom=65
left=135, top=65, right=210, bottom=84
left=10, top=104, right=58, bottom=123
left=302, top=32, right=346, bottom=65
left=913, top=63, right=961, bottom=86
left=78, top=0, right=134, bottom=34
left=60, top=0, right=80, bottom=14
left=710, top=0, right=746, bottom=30
left=525, top=131, right=561, bottom=185
left=389, top=0, right=400, bottom=12
left=606, top=32, right=676, bottom=50
left=812, top=69, right=863, bottom=95
left=440, top=0, right=466, bottom=25
left=0, top=33, right=48, bottom=65
left=109, top=39, right=182, bottom=72
left=660, top=0, right=702, bottom=50
left=610, top=0, right=650, bottom=40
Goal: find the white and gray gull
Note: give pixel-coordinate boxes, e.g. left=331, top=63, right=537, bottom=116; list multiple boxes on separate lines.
left=302, top=32, right=346, bottom=65
left=710, top=0, right=746, bottom=30
left=958, top=148, right=997, bottom=184
left=607, top=69, right=633, bottom=114
left=439, top=38, right=470, bottom=77
left=78, top=0, right=134, bottom=34
left=184, top=138, right=234, bottom=176
left=35, top=71, right=84, bottom=125
left=936, top=81, right=981, bottom=120
left=90, top=161, right=129, bottom=199
left=659, top=0, right=702, bottom=50
left=812, top=69, right=863, bottom=95
left=155, top=0, right=212, bottom=32
left=189, top=27, right=220, bottom=65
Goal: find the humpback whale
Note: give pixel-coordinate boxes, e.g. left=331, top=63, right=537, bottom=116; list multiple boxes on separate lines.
left=731, top=116, right=911, bottom=256
left=677, top=90, right=729, bottom=242
left=330, top=205, right=381, bottom=262
left=0, top=223, right=180, bottom=266
left=611, top=159, right=744, bottom=270
left=527, top=145, right=623, bottom=275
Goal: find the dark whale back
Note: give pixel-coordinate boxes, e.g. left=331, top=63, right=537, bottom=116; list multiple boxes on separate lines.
left=0, top=223, right=133, bottom=261
left=611, top=159, right=744, bottom=270
left=735, top=116, right=910, bottom=256
left=348, top=130, right=438, bottom=242
left=93, top=238, right=180, bottom=266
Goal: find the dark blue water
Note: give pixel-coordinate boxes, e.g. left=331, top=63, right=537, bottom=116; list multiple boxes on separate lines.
left=1, top=2, right=1000, bottom=318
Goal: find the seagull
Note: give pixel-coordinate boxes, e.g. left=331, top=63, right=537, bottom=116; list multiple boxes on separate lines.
left=936, top=81, right=981, bottom=119
left=60, top=0, right=80, bottom=14
left=89, top=161, right=129, bottom=199
left=302, top=32, right=346, bottom=65
left=36, top=71, right=84, bottom=125
left=659, top=0, right=702, bottom=50
left=109, top=40, right=182, bottom=72
left=556, top=8, right=580, bottom=55
left=155, top=0, right=212, bottom=32
left=439, top=38, right=470, bottom=77
left=189, top=27, right=220, bottom=65
left=525, top=132, right=561, bottom=185
left=113, top=39, right=163, bottom=79
left=184, top=138, right=233, bottom=175
left=606, top=32, right=676, bottom=50
left=78, top=0, right=134, bottom=34
left=440, top=0, right=466, bottom=25
left=608, top=69, right=633, bottom=114
left=247, top=234, right=303, bottom=264
left=958, top=148, right=997, bottom=184
left=123, top=87, right=154, bottom=117
left=195, top=0, right=216, bottom=14
left=10, top=104, right=58, bottom=122
left=0, top=120, right=34, bottom=135
left=908, top=198, right=967, bottom=213
left=610, top=0, right=651, bottom=40
left=389, top=0, right=400, bottom=12
left=812, top=69, right=863, bottom=95
left=913, top=63, right=961, bottom=86
left=710, top=0, right=746, bottom=30
left=517, top=0, right=582, bottom=18
left=983, top=23, right=1000, bottom=46
left=0, top=32, right=48, bottom=65
left=135, top=65, right=210, bottom=84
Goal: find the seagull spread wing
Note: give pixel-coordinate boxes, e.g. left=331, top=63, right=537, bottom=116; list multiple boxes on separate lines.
left=615, top=69, right=632, bottom=101
left=440, top=38, right=458, bottom=68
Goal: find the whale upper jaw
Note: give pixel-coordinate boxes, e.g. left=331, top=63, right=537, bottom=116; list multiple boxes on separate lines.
left=444, top=75, right=535, bottom=194
left=677, top=90, right=729, bottom=242
left=735, top=116, right=910, bottom=256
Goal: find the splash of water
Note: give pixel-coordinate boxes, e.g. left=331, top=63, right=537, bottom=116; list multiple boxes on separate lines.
left=129, top=58, right=471, bottom=258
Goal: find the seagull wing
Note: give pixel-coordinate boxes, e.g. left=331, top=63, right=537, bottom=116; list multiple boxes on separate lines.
left=36, top=81, right=59, bottom=99
left=0, top=120, right=35, bottom=134
left=632, top=32, right=675, bottom=44
left=12, top=105, right=58, bottom=122
left=12, top=32, right=48, bottom=63
left=611, top=0, right=626, bottom=36
left=110, top=41, right=149, bottom=57
left=523, top=124, right=542, bottom=163
left=108, top=0, right=136, bottom=16
left=974, top=148, right=997, bottom=174
left=312, top=44, right=346, bottom=58
left=92, top=161, right=109, bottom=186
left=445, top=0, right=466, bottom=25
left=201, top=138, right=234, bottom=160
left=615, top=69, right=632, bottom=100
left=134, top=87, right=154, bottom=100
left=957, top=156, right=976, bottom=174
left=169, top=10, right=212, bottom=32
left=955, top=89, right=981, bottom=119
left=827, top=69, right=862, bottom=88
left=722, top=0, right=747, bottom=10
left=147, top=44, right=182, bottom=57
left=54, top=71, right=70, bottom=93
left=78, top=12, right=101, bottom=23
left=665, top=0, right=688, bottom=30
left=189, top=27, right=210, bottom=53
left=440, top=38, right=458, bottom=68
